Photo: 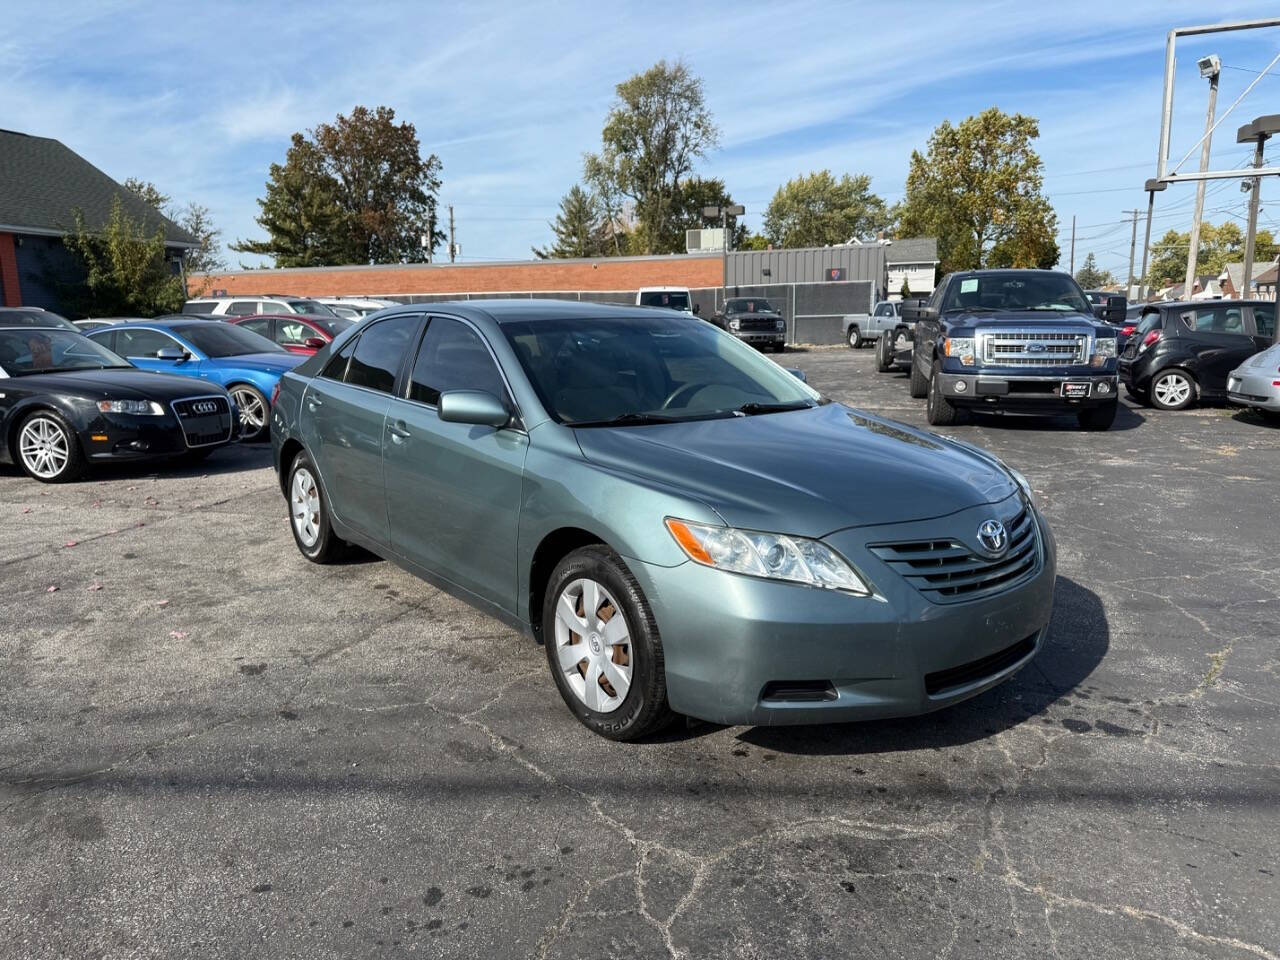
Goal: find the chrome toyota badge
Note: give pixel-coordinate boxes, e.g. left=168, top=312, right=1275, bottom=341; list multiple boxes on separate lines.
left=977, top=519, right=1008, bottom=555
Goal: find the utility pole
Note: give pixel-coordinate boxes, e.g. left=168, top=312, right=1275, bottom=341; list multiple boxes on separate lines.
left=1184, top=56, right=1220, bottom=300
left=448, top=205, right=456, bottom=263
left=1240, top=127, right=1270, bottom=293
left=1069, top=215, right=1076, bottom=275
left=1125, top=209, right=1141, bottom=297
left=1140, top=179, right=1167, bottom=300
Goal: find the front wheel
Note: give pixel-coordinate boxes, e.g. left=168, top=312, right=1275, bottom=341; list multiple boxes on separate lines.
left=16, top=410, right=85, bottom=483
left=287, top=450, right=349, bottom=563
left=543, top=545, right=677, bottom=742
left=926, top=367, right=960, bottom=426
left=1077, top=400, right=1118, bottom=431
left=1150, top=369, right=1196, bottom=411
left=230, top=384, right=270, bottom=441
left=846, top=326, right=863, bottom=349
left=876, top=329, right=897, bottom=372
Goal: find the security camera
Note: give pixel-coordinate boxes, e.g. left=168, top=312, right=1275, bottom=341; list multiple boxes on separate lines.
left=1198, top=55, right=1221, bottom=79
left=1241, top=180, right=1254, bottom=193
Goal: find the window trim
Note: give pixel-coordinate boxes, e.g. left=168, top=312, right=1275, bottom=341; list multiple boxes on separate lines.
left=397, top=312, right=525, bottom=431
left=323, top=313, right=425, bottom=397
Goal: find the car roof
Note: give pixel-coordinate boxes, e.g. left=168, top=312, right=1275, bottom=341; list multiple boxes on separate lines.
left=413, top=298, right=696, bottom=326
left=0, top=324, right=79, bottom=331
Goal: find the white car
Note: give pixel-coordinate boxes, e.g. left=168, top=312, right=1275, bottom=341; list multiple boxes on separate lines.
left=1227, top=341, right=1280, bottom=422
left=182, top=295, right=339, bottom=318
left=314, top=297, right=400, bottom=319
left=636, top=286, right=693, bottom=314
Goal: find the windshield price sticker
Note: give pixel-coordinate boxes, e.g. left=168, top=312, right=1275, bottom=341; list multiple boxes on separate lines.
left=960, top=278, right=979, bottom=294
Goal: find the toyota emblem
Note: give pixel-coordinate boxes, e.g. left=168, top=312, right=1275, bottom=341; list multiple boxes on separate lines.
left=977, top=519, right=1008, bottom=555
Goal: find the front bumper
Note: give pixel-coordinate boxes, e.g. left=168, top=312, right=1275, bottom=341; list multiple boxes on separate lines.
left=79, top=402, right=236, bottom=461
left=729, top=328, right=785, bottom=346
left=1227, top=369, right=1280, bottom=411
left=629, top=498, right=1057, bottom=726
left=936, top=371, right=1118, bottom=410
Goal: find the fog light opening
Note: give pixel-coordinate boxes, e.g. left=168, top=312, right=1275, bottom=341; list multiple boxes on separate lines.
left=760, top=680, right=838, bottom=703
left=954, top=380, right=968, bottom=393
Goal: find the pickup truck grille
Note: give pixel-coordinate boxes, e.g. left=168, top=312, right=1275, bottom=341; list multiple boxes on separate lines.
left=736, top=317, right=778, bottom=332
left=869, top=506, right=1040, bottom=604
left=979, top=330, right=1088, bottom=366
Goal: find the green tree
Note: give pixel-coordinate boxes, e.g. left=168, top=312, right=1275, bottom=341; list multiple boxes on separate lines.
left=125, top=179, right=225, bottom=280
left=533, top=185, right=604, bottom=259
left=584, top=60, right=720, bottom=254
left=1144, top=222, right=1277, bottom=288
left=234, top=105, right=444, bottom=266
left=897, top=108, right=1059, bottom=272
left=60, top=196, right=184, bottom=316
left=762, top=170, right=888, bottom=248
left=1074, top=252, right=1112, bottom=289
left=899, top=277, right=912, bottom=298
left=123, top=178, right=170, bottom=213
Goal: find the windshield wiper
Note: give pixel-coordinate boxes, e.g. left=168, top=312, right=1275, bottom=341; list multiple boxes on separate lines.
left=734, top=400, right=815, bottom=416
left=570, top=412, right=680, bottom=428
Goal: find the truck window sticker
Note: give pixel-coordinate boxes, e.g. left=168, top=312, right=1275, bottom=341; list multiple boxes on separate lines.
left=960, top=279, right=979, bottom=294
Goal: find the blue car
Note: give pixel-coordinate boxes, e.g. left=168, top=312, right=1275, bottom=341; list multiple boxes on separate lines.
left=86, top=318, right=305, bottom=439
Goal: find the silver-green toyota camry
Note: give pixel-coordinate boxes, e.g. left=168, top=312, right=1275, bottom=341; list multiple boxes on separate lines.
left=271, top=300, right=1056, bottom=740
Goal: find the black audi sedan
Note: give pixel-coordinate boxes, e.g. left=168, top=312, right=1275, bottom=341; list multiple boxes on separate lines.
left=0, top=326, right=236, bottom=482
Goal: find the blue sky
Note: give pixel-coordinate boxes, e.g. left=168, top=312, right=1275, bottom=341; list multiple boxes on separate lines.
left=4, top=1, right=1280, bottom=281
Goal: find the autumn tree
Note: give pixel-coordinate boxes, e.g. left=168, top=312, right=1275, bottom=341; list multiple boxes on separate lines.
left=60, top=196, right=185, bottom=316
left=584, top=61, right=720, bottom=254
left=1074, top=252, right=1113, bottom=289
left=234, top=106, right=444, bottom=266
left=763, top=171, right=888, bottom=248
left=897, top=108, right=1059, bottom=272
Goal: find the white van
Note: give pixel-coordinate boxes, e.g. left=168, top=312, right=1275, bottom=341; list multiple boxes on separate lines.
left=636, top=286, right=693, bottom=314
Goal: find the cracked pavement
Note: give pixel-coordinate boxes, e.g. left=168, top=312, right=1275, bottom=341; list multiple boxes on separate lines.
left=1, top=346, right=1278, bottom=959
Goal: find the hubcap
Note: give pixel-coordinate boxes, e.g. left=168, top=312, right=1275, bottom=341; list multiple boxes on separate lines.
left=233, top=388, right=267, bottom=435
left=19, top=417, right=69, bottom=479
left=1155, top=375, right=1191, bottom=407
left=291, top=466, right=321, bottom=548
left=553, top=578, right=632, bottom=714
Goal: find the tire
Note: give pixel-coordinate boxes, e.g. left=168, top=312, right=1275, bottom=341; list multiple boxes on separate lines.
left=926, top=365, right=960, bottom=426
left=15, top=409, right=85, bottom=483
left=876, top=329, right=896, bottom=372
left=178, top=447, right=216, bottom=464
left=846, top=325, right=863, bottom=349
left=1077, top=400, right=1118, bottom=431
left=908, top=349, right=930, bottom=398
left=542, top=544, right=677, bottom=742
left=1150, top=369, right=1197, bottom=411
left=229, top=384, right=270, bottom=441
left=286, top=449, right=349, bottom=563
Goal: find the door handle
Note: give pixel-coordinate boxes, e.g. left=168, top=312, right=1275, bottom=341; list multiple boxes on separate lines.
left=388, top=422, right=411, bottom=443
left=307, top=395, right=324, bottom=412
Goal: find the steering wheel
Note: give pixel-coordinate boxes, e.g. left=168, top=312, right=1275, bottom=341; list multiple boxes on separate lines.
left=662, top=382, right=706, bottom=410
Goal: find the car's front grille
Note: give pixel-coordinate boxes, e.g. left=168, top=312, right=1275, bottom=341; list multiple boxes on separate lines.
left=170, top=395, right=233, bottom=448
left=869, top=506, right=1040, bottom=603
left=737, top=318, right=779, bottom=332
left=979, top=329, right=1088, bottom=366
left=924, top=634, right=1037, bottom=696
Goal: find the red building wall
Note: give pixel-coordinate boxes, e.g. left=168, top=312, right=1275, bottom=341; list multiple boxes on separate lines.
left=0, top=233, right=21, bottom=306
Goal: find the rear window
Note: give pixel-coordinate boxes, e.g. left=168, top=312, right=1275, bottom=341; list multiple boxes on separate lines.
left=1136, top=312, right=1163, bottom=335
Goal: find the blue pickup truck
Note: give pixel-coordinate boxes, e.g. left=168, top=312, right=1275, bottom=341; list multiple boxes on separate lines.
left=885, top=269, right=1124, bottom=431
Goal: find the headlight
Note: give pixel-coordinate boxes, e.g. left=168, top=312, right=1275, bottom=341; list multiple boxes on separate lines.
left=775, top=320, right=785, bottom=331
left=97, top=399, right=165, bottom=416
left=1007, top=467, right=1035, bottom=505
left=944, top=337, right=976, bottom=366
left=665, top=518, right=872, bottom=594
left=729, top=319, right=740, bottom=330
left=1091, top=337, right=1117, bottom=367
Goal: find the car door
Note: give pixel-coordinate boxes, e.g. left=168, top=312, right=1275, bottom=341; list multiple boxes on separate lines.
left=300, top=314, right=422, bottom=547
left=1179, top=305, right=1259, bottom=394
left=383, top=315, right=529, bottom=613
left=112, top=327, right=194, bottom=374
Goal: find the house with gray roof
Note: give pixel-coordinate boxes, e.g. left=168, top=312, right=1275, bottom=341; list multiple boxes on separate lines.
left=0, top=129, right=197, bottom=313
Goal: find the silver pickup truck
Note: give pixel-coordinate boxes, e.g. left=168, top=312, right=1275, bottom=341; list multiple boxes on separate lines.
left=844, top=300, right=909, bottom=348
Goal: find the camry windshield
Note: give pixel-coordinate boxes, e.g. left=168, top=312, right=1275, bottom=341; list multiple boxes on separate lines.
left=726, top=299, right=777, bottom=313
left=174, top=322, right=286, bottom=357
left=943, top=274, right=1091, bottom=313
left=638, top=291, right=690, bottom=311
left=0, top=329, right=131, bottom=376
left=502, top=315, right=820, bottom=426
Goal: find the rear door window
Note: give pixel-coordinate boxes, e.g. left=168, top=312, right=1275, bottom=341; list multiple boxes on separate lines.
left=1251, top=304, right=1275, bottom=340
left=344, top=315, right=420, bottom=393
left=321, top=337, right=358, bottom=381
left=226, top=301, right=260, bottom=316
left=1182, top=305, right=1247, bottom=336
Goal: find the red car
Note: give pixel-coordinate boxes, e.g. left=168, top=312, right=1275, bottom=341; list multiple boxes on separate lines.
left=226, top=313, right=354, bottom=355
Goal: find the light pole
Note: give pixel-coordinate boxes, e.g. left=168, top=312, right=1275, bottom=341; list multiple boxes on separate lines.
left=703, top=203, right=745, bottom=311
left=1237, top=115, right=1280, bottom=294
left=1183, top=54, right=1220, bottom=300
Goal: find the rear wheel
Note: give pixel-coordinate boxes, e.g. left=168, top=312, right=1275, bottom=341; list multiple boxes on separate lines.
left=846, top=326, right=863, bottom=349
left=1077, top=400, right=1118, bottom=431
left=1150, top=369, right=1196, bottom=411
left=908, top=350, right=930, bottom=398
left=287, top=450, right=349, bottom=563
left=16, top=410, right=85, bottom=483
left=926, top=365, right=960, bottom=426
left=543, top=545, right=676, bottom=742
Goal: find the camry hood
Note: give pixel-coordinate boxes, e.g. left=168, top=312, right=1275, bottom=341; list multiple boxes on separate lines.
left=209, top=352, right=306, bottom=373
left=573, top=402, right=1017, bottom=537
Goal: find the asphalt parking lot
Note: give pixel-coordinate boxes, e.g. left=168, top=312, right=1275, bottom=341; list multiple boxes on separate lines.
left=2, top=345, right=1278, bottom=960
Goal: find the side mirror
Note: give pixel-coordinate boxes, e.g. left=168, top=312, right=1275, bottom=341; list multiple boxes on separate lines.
left=304, top=337, right=326, bottom=349
left=1102, top=296, right=1127, bottom=324
left=785, top=368, right=808, bottom=382
left=438, top=390, right=510, bottom=429
left=156, top=347, right=187, bottom=361
left=904, top=304, right=937, bottom=322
